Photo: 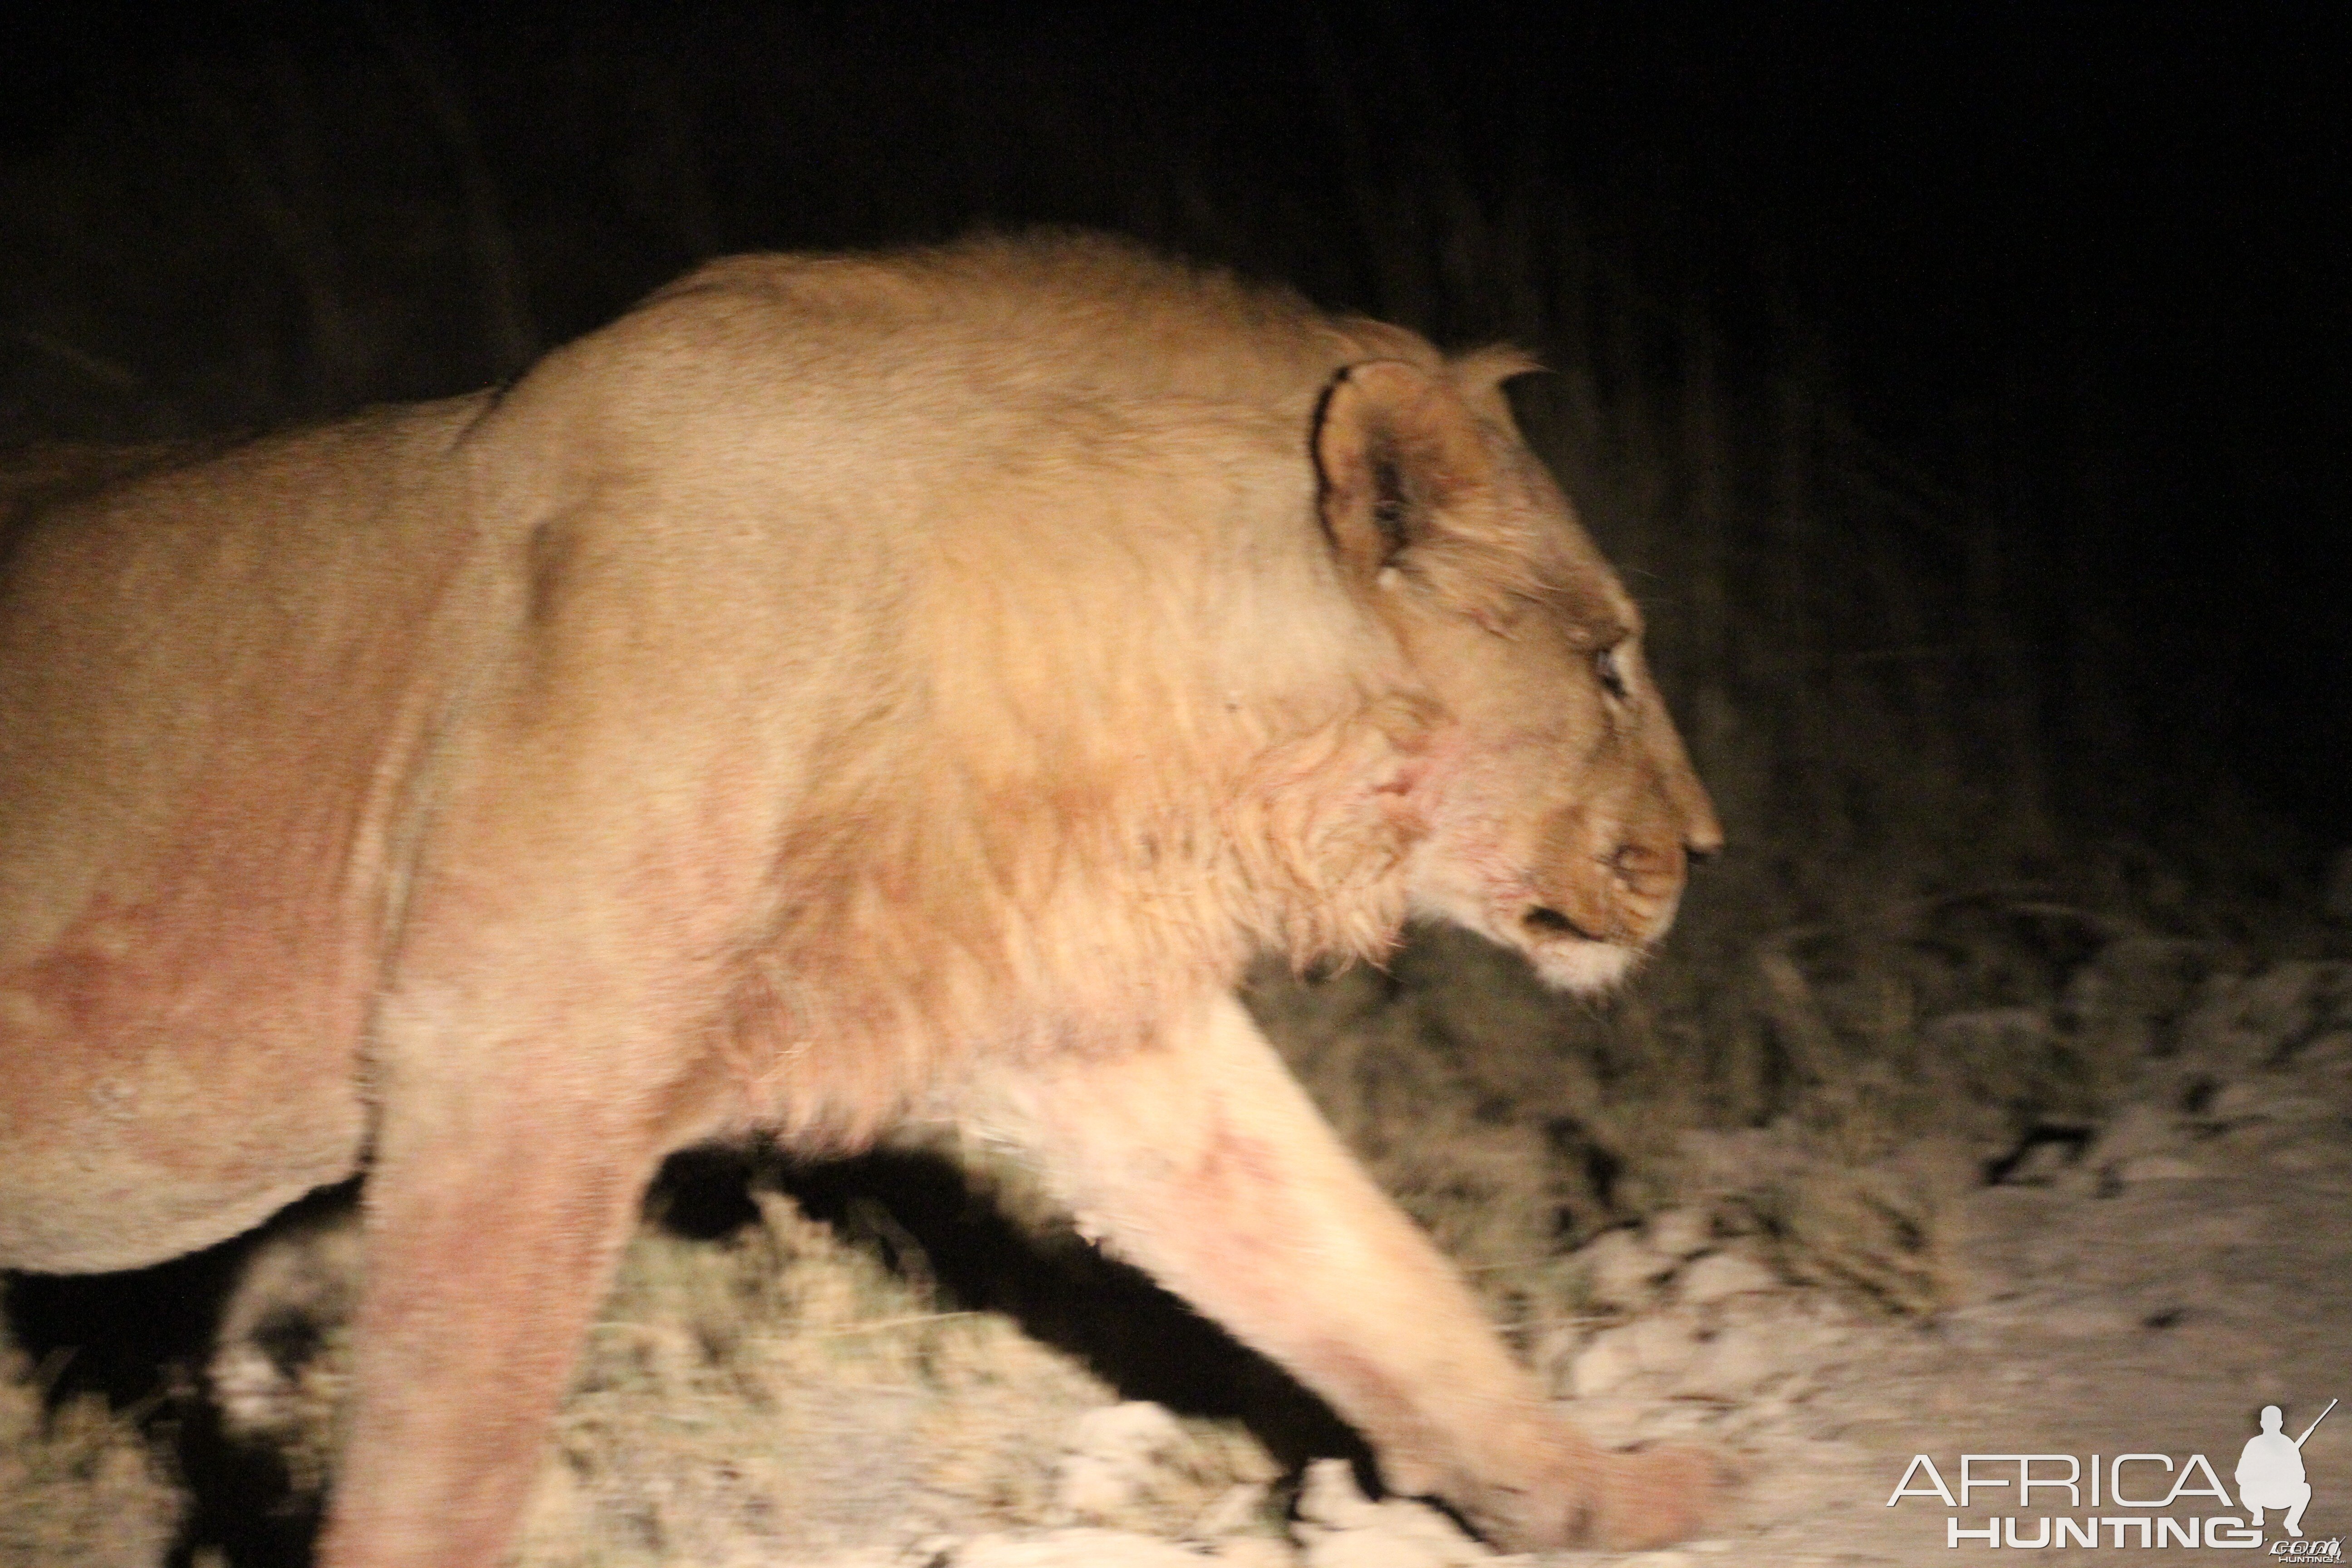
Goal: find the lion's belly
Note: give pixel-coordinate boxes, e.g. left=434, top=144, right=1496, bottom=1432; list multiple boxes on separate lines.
left=0, top=1099, right=363, bottom=1275
left=0, top=804, right=378, bottom=1272
left=0, top=909, right=371, bottom=1271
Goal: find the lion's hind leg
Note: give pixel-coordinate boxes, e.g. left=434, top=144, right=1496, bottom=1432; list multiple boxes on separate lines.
left=983, top=991, right=1718, bottom=1553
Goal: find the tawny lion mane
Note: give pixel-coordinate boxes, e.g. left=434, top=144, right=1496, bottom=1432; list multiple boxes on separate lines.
left=0, top=232, right=1721, bottom=1566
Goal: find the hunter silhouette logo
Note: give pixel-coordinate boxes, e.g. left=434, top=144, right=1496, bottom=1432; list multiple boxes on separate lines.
left=1883, top=1395, right=2340, bottom=1552
left=2241, top=1400, right=2332, bottom=1539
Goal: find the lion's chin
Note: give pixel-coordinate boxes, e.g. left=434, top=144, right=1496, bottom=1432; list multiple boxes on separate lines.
left=1406, top=887, right=1646, bottom=995
left=1524, top=938, right=1640, bottom=995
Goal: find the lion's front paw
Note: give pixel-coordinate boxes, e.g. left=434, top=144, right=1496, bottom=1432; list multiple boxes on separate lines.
left=1588, top=1442, right=1729, bottom=1551
left=1455, top=1433, right=1727, bottom=1553
left=1467, top=1439, right=1731, bottom=1561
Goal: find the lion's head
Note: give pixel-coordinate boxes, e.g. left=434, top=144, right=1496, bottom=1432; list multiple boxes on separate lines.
left=1309, top=355, right=1720, bottom=993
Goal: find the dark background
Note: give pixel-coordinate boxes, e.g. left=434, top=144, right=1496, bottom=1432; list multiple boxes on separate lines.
left=3, top=1, right=2344, bottom=846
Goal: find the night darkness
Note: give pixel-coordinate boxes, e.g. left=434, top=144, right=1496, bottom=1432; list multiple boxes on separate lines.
left=1, top=5, right=2344, bottom=835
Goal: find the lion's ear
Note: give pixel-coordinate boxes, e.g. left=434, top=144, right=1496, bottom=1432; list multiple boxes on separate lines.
left=1313, top=360, right=1493, bottom=582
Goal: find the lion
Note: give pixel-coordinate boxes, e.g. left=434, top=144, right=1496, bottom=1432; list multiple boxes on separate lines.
left=0, top=232, right=1722, bottom=1567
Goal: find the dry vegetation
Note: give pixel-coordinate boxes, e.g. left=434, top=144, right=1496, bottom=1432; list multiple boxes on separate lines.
left=0, top=1349, right=180, bottom=1568
left=2, top=17, right=2340, bottom=1565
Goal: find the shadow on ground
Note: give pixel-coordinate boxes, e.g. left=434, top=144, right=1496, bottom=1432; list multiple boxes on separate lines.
left=6, top=1149, right=1364, bottom=1568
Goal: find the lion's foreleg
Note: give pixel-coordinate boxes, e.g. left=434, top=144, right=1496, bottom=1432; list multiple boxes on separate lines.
left=317, top=995, right=676, bottom=1568
left=990, top=991, right=1714, bottom=1552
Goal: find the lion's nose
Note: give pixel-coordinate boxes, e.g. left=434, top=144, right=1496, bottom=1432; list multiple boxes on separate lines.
left=1682, top=800, right=1725, bottom=863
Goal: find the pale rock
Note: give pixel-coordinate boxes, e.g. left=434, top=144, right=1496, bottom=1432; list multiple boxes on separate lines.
left=1627, top=1312, right=1699, bottom=1378
left=1570, top=1324, right=1642, bottom=1398
left=1676, top=1251, right=1779, bottom=1306
left=1300, top=1532, right=1447, bottom=1568
left=1066, top=1400, right=1189, bottom=1463
left=951, top=1529, right=1210, bottom=1568
left=1647, top=1207, right=1714, bottom=1261
left=1051, top=1401, right=1189, bottom=1523
left=1294, top=1459, right=1387, bottom=1533
left=1573, top=1312, right=1701, bottom=1394
left=1370, top=1503, right=1486, bottom=1564
left=1292, top=1459, right=1490, bottom=1568
left=1677, top=1322, right=1783, bottom=1400
left=1636, top=1401, right=1717, bottom=1442
left=2117, top=1153, right=2204, bottom=1183
left=1194, top=1481, right=1272, bottom=1539
left=1581, top=1228, right=1674, bottom=1310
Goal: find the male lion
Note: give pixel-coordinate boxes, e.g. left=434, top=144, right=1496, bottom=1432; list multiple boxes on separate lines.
left=0, top=233, right=1721, bottom=1566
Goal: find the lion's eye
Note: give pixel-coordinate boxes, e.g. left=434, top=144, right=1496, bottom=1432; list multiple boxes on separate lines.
left=1594, top=644, right=1631, bottom=701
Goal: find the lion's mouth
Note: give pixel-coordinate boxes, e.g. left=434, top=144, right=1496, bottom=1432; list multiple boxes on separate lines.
left=1520, top=927, right=1641, bottom=993
left=1402, top=855, right=1656, bottom=995
left=1508, top=898, right=1654, bottom=993
left=1522, top=904, right=1603, bottom=941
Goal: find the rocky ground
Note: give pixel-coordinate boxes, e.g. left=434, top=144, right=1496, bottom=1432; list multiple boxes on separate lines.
left=5, top=944, right=2348, bottom=1568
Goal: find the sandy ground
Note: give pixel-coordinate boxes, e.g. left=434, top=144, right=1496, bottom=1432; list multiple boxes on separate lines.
left=5, top=949, right=2347, bottom=1568
left=1705, top=1107, right=2352, bottom=1566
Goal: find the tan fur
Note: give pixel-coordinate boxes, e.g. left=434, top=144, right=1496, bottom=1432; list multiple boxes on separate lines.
left=0, top=233, right=1721, bottom=1566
